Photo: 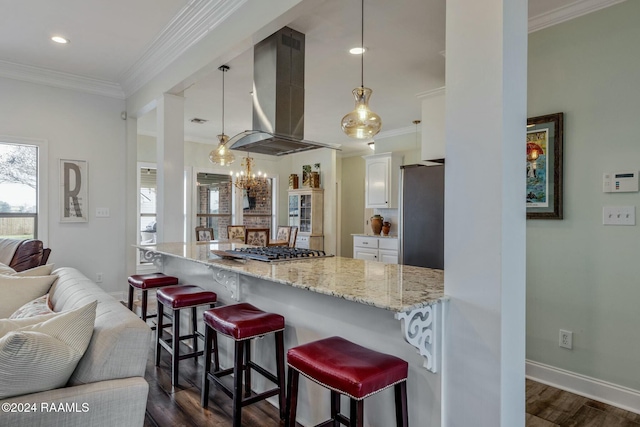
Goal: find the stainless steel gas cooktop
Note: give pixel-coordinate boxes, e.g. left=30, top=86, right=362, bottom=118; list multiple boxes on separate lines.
left=224, top=246, right=332, bottom=262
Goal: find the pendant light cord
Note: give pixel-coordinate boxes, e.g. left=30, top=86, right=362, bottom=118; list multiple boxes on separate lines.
left=361, top=0, right=364, bottom=88
left=218, top=65, right=229, bottom=136
left=221, top=66, right=225, bottom=135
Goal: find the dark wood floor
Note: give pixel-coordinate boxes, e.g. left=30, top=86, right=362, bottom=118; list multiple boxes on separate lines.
left=526, top=380, right=640, bottom=427
left=144, top=343, right=640, bottom=427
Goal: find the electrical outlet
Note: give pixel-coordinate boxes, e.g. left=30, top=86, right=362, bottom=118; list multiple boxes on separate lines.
left=96, top=272, right=103, bottom=283
left=559, top=329, right=573, bottom=349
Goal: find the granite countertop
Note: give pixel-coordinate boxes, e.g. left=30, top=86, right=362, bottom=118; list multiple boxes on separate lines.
left=137, top=241, right=444, bottom=313
left=351, top=234, right=399, bottom=239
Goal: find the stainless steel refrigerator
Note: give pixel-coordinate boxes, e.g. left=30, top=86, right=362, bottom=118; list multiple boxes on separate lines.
left=398, top=164, right=444, bottom=269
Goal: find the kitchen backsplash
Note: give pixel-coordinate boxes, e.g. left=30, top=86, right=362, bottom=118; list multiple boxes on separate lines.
left=363, top=208, right=399, bottom=236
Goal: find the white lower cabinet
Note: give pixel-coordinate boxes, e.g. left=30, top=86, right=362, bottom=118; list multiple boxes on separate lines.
left=353, top=236, right=398, bottom=264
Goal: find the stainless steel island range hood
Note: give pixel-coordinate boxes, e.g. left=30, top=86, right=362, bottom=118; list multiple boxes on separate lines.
left=228, top=27, right=338, bottom=156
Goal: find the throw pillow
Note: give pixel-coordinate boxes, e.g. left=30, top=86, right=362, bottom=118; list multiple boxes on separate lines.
left=0, top=263, right=15, bottom=275
left=0, top=311, right=59, bottom=339
left=12, top=264, right=55, bottom=277
left=0, top=300, right=97, bottom=399
left=9, top=294, right=54, bottom=319
left=0, top=274, right=58, bottom=318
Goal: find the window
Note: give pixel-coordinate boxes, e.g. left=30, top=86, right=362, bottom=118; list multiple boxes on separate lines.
left=139, top=166, right=157, bottom=245
left=0, top=141, right=43, bottom=239
left=241, top=178, right=275, bottom=231
left=196, top=172, right=232, bottom=239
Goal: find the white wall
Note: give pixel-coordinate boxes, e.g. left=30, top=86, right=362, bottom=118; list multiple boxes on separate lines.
left=527, top=0, right=640, bottom=395
left=0, top=77, right=126, bottom=293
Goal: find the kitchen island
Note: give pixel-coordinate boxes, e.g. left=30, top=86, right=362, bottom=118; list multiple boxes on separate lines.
left=138, top=241, right=446, bottom=426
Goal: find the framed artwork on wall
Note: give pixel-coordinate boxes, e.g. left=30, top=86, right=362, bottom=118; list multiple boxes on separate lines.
left=60, top=159, right=88, bottom=222
left=526, top=112, right=564, bottom=219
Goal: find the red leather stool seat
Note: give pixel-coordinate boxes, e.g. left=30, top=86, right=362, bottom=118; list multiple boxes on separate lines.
left=128, top=273, right=178, bottom=289
left=203, top=302, right=284, bottom=340
left=287, top=336, right=408, bottom=400
left=157, top=285, right=217, bottom=309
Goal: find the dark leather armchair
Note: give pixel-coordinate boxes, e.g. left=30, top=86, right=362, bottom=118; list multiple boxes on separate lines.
left=8, top=239, right=51, bottom=272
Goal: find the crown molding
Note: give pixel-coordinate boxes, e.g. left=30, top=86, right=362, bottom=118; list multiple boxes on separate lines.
left=0, top=59, right=124, bottom=99
left=376, top=124, right=422, bottom=140
left=416, top=87, right=445, bottom=100
left=119, top=0, right=248, bottom=97
left=528, top=0, right=627, bottom=33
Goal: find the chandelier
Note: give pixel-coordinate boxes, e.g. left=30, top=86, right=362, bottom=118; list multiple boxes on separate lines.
left=230, top=154, right=268, bottom=194
left=209, top=65, right=236, bottom=166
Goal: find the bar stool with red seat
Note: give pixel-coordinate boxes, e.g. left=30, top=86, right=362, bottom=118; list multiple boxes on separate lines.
left=201, top=302, right=286, bottom=427
left=127, top=273, right=179, bottom=326
left=155, top=285, right=217, bottom=387
left=285, top=336, right=409, bottom=427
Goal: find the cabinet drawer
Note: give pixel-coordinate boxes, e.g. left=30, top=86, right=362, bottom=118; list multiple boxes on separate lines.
left=296, top=235, right=309, bottom=249
left=378, top=238, right=398, bottom=250
left=354, top=236, right=378, bottom=248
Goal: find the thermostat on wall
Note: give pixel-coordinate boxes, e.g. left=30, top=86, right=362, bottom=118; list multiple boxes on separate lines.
left=603, top=171, right=639, bottom=193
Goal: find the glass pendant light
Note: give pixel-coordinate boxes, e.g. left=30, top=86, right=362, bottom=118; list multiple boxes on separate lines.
left=341, top=0, right=381, bottom=139
left=209, top=65, right=236, bottom=166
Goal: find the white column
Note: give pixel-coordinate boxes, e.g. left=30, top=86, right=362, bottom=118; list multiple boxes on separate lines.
left=443, top=0, right=527, bottom=426
left=156, top=94, right=185, bottom=243
left=125, top=114, right=138, bottom=279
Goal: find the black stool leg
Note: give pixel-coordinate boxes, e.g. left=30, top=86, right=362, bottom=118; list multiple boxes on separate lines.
left=395, top=381, right=408, bottom=427
left=232, top=340, right=245, bottom=427
left=285, top=367, right=299, bottom=427
left=330, top=391, right=340, bottom=426
left=201, top=325, right=212, bottom=409
left=212, top=328, right=220, bottom=371
left=141, top=289, right=148, bottom=323
left=244, top=340, right=252, bottom=397
left=155, top=301, right=164, bottom=366
left=349, top=398, right=364, bottom=427
left=191, top=306, right=198, bottom=363
left=127, top=285, right=134, bottom=311
left=275, top=331, right=286, bottom=419
left=172, top=308, right=180, bottom=387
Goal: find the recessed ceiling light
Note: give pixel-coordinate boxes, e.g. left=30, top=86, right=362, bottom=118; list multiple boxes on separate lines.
left=349, top=47, right=366, bottom=55
left=51, top=36, right=69, bottom=44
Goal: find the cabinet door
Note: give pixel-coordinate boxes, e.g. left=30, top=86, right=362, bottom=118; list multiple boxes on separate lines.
left=378, top=249, right=398, bottom=264
left=365, top=157, right=390, bottom=208
left=300, top=194, right=312, bottom=232
left=354, top=247, right=378, bottom=261
left=288, top=194, right=300, bottom=227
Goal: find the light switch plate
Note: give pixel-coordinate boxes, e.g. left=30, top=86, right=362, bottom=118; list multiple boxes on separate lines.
left=603, top=206, right=635, bottom=225
left=96, top=207, right=110, bottom=218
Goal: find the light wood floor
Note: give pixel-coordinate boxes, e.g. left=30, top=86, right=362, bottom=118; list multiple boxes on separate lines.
left=144, top=342, right=640, bottom=426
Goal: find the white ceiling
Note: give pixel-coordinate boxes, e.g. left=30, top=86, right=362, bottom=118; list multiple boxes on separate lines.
left=0, top=0, right=624, bottom=153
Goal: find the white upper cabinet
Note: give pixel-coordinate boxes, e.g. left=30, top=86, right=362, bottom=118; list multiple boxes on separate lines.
left=363, top=152, right=403, bottom=209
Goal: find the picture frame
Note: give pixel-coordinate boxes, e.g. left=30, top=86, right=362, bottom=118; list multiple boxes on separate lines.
left=526, top=112, right=563, bottom=219
left=60, top=159, right=88, bottom=222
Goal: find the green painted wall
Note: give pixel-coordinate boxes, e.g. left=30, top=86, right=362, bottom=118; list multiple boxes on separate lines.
left=340, top=155, right=365, bottom=257
left=526, top=0, right=640, bottom=390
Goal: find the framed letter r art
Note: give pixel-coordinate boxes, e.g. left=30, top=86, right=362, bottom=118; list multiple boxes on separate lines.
left=60, top=159, right=88, bottom=222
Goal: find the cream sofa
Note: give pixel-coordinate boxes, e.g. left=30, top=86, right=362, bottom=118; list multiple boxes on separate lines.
left=0, top=267, right=151, bottom=427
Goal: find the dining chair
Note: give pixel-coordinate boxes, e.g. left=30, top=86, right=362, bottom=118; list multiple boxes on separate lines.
left=227, top=225, right=246, bottom=242
left=245, top=228, right=270, bottom=246
left=275, top=226, right=292, bottom=243
left=195, top=226, right=214, bottom=241
left=289, top=226, right=298, bottom=248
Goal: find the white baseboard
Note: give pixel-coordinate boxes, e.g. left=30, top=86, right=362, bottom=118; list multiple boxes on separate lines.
left=109, top=291, right=126, bottom=301
left=526, top=359, right=640, bottom=415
